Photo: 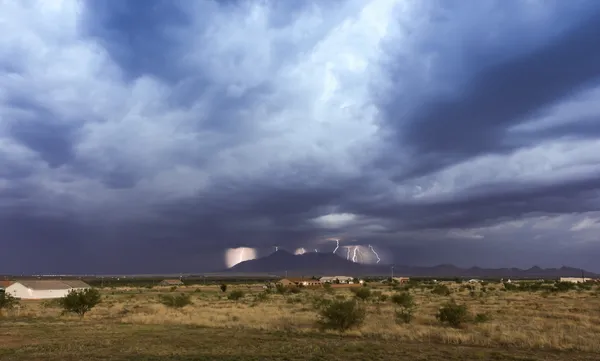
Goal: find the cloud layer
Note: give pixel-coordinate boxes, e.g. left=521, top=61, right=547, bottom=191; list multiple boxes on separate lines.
left=2, top=0, right=600, bottom=273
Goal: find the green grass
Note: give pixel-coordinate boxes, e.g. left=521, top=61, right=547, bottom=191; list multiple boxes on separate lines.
left=1, top=319, right=598, bottom=361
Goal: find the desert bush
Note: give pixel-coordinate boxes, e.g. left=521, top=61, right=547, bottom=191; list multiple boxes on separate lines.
left=391, top=292, right=414, bottom=308
left=0, top=292, right=18, bottom=316
left=323, top=283, right=333, bottom=292
left=254, top=291, right=269, bottom=302
left=436, top=301, right=468, bottom=328
left=351, top=287, right=371, bottom=301
left=431, top=284, right=451, bottom=296
left=159, top=293, right=192, bottom=308
left=391, top=292, right=415, bottom=324
left=220, top=284, right=227, bottom=293
left=275, top=283, right=287, bottom=294
left=474, top=312, right=491, bottom=323
left=317, top=299, right=366, bottom=332
left=311, top=296, right=333, bottom=310
left=227, top=290, right=245, bottom=301
left=59, top=288, right=102, bottom=317
left=41, top=298, right=61, bottom=309
left=288, top=285, right=302, bottom=294
left=169, top=286, right=177, bottom=292
left=554, top=281, right=577, bottom=292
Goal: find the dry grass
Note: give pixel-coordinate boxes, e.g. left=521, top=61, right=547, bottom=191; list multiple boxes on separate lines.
left=2, top=282, right=600, bottom=360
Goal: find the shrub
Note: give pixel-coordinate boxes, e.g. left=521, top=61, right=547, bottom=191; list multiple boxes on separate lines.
left=254, top=291, right=269, bottom=302
left=220, top=284, right=227, bottom=293
left=288, top=285, right=302, bottom=294
left=317, top=299, right=366, bottom=332
left=41, top=298, right=61, bottom=309
left=159, top=293, right=192, bottom=308
left=351, top=287, right=371, bottom=301
left=169, top=286, right=177, bottom=292
left=59, top=288, right=102, bottom=317
left=323, top=283, right=333, bottom=292
left=311, top=296, right=333, bottom=310
left=474, top=312, right=491, bottom=323
left=391, top=292, right=415, bottom=324
left=395, top=308, right=413, bottom=324
left=436, top=301, right=468, bottom=328
left=391, top=292, right=414, bottom=308
left=227, top=290, right=245, bottom=301
left=0, top=292, right=19, bottom=316
left=431, top=284, right=451, bottom=296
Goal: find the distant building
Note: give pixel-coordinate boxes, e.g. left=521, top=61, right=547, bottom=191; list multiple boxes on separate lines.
left=159, top=279, right=184, bottom=286
left=393, top=277, right=410, bottom=284
left=468, top=279, right=482, bottom=283
left=279, top=278, right=322, bottom=287
left=319, top=276, right=354, bottom=284
left=6, top=280, right=90, bottom=299
left=559, top=277, right=595, bottom=283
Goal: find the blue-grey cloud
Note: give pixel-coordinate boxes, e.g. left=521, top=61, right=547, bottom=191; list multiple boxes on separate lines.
left=2, top=0, right=600, bottom=274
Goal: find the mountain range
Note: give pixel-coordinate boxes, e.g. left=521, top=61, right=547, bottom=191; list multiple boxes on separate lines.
left=228, top=250, right=598, bottom=279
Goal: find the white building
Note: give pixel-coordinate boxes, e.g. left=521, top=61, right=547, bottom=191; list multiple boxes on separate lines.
left=320, top=276, right=354, bottom=284
left=6, top=280, right=91, bottom=299
left=559, top=277, right=594, bottom=283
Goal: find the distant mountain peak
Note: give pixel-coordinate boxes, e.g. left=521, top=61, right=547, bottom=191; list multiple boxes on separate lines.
left=225, top=253, right=598, bottom=278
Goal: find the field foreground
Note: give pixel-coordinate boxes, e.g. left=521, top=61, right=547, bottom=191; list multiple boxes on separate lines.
left=2, top=282, right=600, bottom=360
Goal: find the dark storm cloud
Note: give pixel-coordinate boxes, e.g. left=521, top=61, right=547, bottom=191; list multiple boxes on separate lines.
left=2, top=0, right=600, bottom=274
left=384, top=9, right=600, bottom=180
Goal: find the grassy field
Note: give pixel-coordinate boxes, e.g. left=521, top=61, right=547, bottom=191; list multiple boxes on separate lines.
left=2, top=282, right=600, bottom=360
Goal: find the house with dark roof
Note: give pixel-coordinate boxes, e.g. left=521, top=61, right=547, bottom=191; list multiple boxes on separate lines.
left=5, top=280, right=90, bottom=299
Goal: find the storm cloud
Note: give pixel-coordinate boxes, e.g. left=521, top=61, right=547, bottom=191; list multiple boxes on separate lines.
left=2, top=0, right=600, bottom=273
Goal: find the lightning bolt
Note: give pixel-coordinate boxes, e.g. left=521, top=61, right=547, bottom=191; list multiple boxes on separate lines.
left=368, top=245, right=381, bottom=264
left=346, top=247, right=351, bottom=260
left=300, top=248, right=306, bottom=254
left=352, top=246, right=359, bottom=262
left=239, top=248, right=245, bottom=263
left=314, top=248, right=318, bottom=253
left=275, top=246, right=278, bottom=252
left=333, top=239, right=339, bottom=254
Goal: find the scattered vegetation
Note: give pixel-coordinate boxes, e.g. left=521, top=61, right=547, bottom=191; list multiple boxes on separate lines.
left=159, top=293, right=192, bottom=308
left=391, top=292, right=416, bottom=324
left=0, top=292, right=18, bottom=316
left=351, top=287, right=371, bottom=301
left=316, top=299, right=366, bottom=332
left=436, top=301, right=469, bottom=328
left=220, top=284, right=227, bottom=293
left=431, top=284, right=452, bottom=296
left=59, top=288, right=102, bottom=318
left=227, top=290, right=245, bottom=301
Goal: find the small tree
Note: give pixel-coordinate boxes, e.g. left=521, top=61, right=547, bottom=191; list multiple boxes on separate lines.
left=391, top=292, right=415, bottom=324
left=59, top=288, right=101, bottom=318
left=317, top=299, right=366, bottom=332
left=0, top=292, right=19, bottom=316
left=220, top=284, right=227, bottom=293
left=436, top=301, right=468, bottom=328
left=323, top=283, right=333, bottom=293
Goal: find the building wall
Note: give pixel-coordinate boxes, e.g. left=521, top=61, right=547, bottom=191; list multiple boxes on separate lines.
left=6, top=283, right=86, bottom=299
left=559, top=277, right=592, bottom=283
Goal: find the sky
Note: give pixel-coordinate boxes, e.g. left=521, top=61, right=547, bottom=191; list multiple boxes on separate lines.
left=2, top=0, right=600, bottom=274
